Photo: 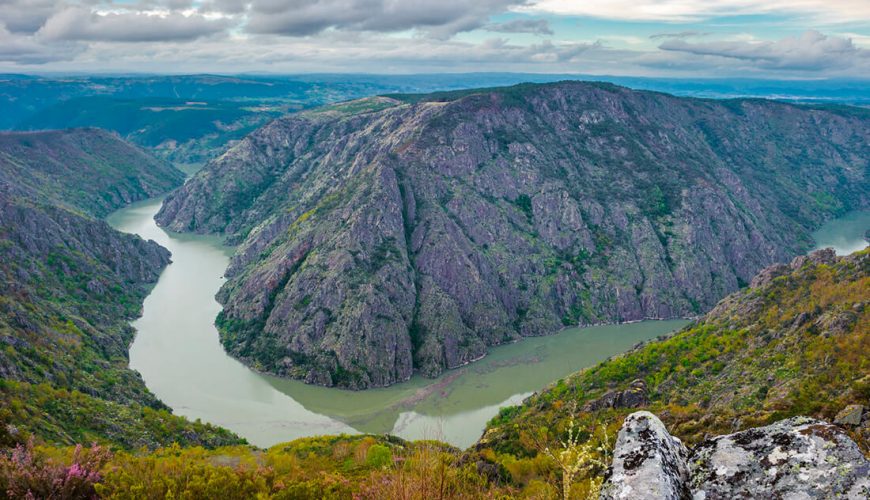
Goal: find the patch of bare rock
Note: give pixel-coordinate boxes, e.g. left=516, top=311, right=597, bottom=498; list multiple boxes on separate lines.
left=601, top=411, right=869, bottom=499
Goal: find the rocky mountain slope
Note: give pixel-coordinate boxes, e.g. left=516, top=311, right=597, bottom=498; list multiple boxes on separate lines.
left=0, top=129, right=239, bottom=448
left=479, top=248, right=869, bottom=483
left=0, top=128, right=184, bottom=217
left=157, top=81, right=869, bottom=388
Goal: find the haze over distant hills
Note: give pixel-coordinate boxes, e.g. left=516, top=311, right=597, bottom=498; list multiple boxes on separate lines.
left=3, top=72, right=867, bottom=168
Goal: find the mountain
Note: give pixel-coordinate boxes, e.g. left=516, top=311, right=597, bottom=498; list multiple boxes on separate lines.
left=0, top=128, right=184, bottom=216
left=15, top=97, right=285, bottom=165
left=157, top=81, right=869, bottom=389
left=8, top=75, right=868, bottom=166
left=0, top=129, right=238, bottom=448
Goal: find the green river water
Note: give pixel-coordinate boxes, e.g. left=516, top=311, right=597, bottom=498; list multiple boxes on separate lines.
left=107, top=200, right=869, bottom=448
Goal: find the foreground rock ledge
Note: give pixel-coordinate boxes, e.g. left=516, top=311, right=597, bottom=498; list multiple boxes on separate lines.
left=601, top=412, right=870, bottom=500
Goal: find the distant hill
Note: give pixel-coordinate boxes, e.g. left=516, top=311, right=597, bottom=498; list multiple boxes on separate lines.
left=0, top=128, right=184, bottom=216
left=156, top=81, right=869, bottom=389
left=15, top=98, right=284, bottom=165
left=4, top=74, right=868, bottom=164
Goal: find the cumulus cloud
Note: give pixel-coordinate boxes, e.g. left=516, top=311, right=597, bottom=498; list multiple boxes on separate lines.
left=243, top=0, right=528, bottom=39
left=0, top=0, right=867, bottom=78
left=659, top=30, right=867, bottom=70
left=0, top=23, right=83, bottom=64
left=484, top=19, right=553, bottom=36
left=38, top=6, right=234, bottom=42
left=0, top=0, right=62, bottom=33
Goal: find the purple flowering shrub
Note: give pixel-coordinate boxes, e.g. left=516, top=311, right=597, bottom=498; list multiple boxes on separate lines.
left=0, top=439, right=111, bottom=499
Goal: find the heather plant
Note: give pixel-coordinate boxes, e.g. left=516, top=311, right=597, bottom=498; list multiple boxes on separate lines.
left=0, top=439, right=111, bottom=500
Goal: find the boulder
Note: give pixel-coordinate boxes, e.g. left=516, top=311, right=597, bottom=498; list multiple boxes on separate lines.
left=834, top=404, right=864, bottom=427
left=600, top=411, right=691, bottom=500
left=689, top=416, right=870, bottom=499
left=584, top=379, right=649, bottom=412
left=602, top=413, right=870, bottom=500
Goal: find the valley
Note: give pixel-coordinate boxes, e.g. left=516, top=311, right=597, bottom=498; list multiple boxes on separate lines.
left=108, top=194, right=868, bottom=448
left=109, top=198, right=685, bottom=448
left=0, top=77, right=867, bottom=499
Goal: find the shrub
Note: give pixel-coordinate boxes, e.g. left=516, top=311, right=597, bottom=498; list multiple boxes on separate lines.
left=365, top=445, right=392, bottom=469
left=0, top=439, right=111, bottom=500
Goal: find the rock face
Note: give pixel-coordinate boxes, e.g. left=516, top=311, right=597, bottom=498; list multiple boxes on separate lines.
left=600, top=412, right=690, bottom=500
left=157, top=81, right=870, bottom=388
left=603, top=413, right=870, bottom=500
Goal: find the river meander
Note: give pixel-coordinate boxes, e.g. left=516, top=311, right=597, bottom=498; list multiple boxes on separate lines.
left=107, top=200, right=868, bottom=448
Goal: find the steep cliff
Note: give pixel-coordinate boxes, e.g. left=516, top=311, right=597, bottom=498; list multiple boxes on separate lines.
left=157, top=82, right=869, bottom=388
left=0, top=130, right=238, bottom=447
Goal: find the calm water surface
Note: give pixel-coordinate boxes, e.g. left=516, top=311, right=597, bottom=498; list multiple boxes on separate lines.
left=108, top=200, right=868, bottom=448
left=811, top=210, right=870, bottom=255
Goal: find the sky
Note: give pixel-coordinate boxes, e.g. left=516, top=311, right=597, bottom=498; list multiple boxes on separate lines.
left=0, top=0, right=869, bottom=78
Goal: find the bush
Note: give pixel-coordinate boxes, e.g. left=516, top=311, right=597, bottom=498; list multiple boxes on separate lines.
left=0, top=440, right=111, bottom=500
left=365, top=444, right=392, bottom=468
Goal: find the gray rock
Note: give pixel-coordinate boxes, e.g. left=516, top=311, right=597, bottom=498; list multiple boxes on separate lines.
left=750, top=263, right=789, bottom=288
left=584, top=379, right=649, bottom=412
left=603, top=413, right=870, bottom=500
left=689, top=416, right=870, bottom=499
left=834, top=405, right=864, bottom=427
left=600, top=411, right=691, bottom=500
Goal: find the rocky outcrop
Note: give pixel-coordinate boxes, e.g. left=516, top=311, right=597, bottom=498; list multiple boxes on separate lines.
left=600, top=412, right=690, bottom=500
left=157, top=81, right=870, bottom=388
left=691, top=417, right=870, bottom=499
left=603, top=413, right=870, bottom=500
left=584, top=379, right=649, bottom=412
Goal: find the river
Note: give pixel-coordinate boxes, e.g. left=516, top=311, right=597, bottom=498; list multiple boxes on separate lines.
left=107, top=201, right=868, bottom=449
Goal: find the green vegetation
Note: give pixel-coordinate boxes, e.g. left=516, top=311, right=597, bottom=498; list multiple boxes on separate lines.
left=476, top=249, right=869, bottom=493
left=1, top=435, right=517, bottom=499
left=0, top=130, right=241, bottom=449
left=0, top=128, right=184, bottom=217
left=4, top=246, right=864, bottom=498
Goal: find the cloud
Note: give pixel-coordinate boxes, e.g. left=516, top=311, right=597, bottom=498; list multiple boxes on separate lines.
left=38, top=6, right=234, bottom=42
left=650, top=31, right=708, bottom=40
left=0, top=23, right=83, bottom=64
left=659, top=30, right=867, bottom=70
left=243, top=0, right=528, bottom=39
left=484, top=19, right=553, bottom=36
left=524, top=0, right=870, bottom=24
left=0, top=0, right=61, bottom=33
